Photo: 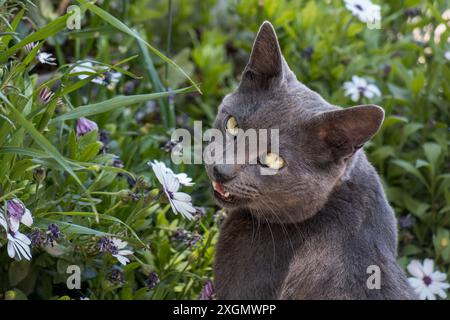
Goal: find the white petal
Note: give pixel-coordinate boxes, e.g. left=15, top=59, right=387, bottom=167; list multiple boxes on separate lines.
left=7, top=241, right=15, bottom=258
left=351, top=91, right=360, bottom=102
left=114, top=254, right=130, bottom=266
left=164, top=170, right=180, bottom=193
left=364, top=90, right=374, bottom=99
left=422, top=259, right=434, bottom=276
left=407, top=277, right=422, bottom=289
left=172, top=199, right=195, bottom=220
left=0, top=212, right=7, bottom=231
left=112, top=238, right=127, bottom=249
left=367, top=84, right=381, bottom=97
left=430, top=270, right=447, bottom=282
left=21, top=209, right=33, bottom=227
left=172, top=192, right=192, bottom=202
left=118, top=250, right=133, bottom=256
left=9, top=219, right=20, bottom=232
left=14, top=238, right=32, bottom=260
left=15, top=232, right=31, bottom=245
left=151, top=161, right=168, bottom=187
left=407, top=260, right=424, bottom=278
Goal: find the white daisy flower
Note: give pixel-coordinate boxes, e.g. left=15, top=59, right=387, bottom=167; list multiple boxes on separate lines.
left=344, top=0, right=381, bottom=24
left=37, top=52, right=57, bottom=65
left=445, top=51, right=450, bottom=61
left=407, top=258, right=450, bottom=300
left=343, top=75, right=381, bottom=102
left=7, top=230, right=32, bottom=261
left=111, top=238, right=133, bottom=266
left=149, top=161, right=196, bottom=220
left=70, top=61, right=122, bottom=90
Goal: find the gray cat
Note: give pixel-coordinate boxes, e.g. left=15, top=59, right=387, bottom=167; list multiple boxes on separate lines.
left=204, top=21, right=416, bottom=299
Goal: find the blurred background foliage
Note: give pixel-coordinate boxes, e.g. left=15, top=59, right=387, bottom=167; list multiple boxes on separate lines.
left=0, top=0, right=449, bottom=299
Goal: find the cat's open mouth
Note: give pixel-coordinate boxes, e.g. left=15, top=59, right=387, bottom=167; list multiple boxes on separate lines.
left=212, top=181, right=234, bottom=202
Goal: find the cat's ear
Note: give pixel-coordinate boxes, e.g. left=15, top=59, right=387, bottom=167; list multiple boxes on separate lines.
left=312, top=105, right=384, bottom=161
left=239, top=21, right=283, bottom=91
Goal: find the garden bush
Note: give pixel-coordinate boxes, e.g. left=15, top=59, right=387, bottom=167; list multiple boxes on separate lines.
left=0, top=0, right=449, bottom=300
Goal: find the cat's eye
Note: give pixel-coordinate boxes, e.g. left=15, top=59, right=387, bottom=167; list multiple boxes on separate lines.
left=259, top=153, right=285, bottom=170
left=226, top=116, right=239, bottom=136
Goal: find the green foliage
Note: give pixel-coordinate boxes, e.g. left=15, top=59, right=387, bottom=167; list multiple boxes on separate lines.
left=0, top=0, right=449, bottom=299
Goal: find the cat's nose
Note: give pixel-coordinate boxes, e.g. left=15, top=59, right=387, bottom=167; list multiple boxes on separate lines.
left=213, top=164, right=235, bottom=183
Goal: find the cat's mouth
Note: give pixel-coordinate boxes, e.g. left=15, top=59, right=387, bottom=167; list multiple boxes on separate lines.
left=212, top=181, right=234, bottom=203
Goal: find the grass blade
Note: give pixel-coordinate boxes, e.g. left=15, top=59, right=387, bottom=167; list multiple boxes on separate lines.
left=50, top=86, right=194, bottom=123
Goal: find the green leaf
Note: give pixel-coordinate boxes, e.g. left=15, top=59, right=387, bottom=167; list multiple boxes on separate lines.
left=49, top=86, right=194, bottom=123
left=392, top=159, right=429, bottom=188
left=423, top=142, right=441, bottom=167
left=9, top=261, right=31, bottom=286
left=0, top=93, right=83, bottom=187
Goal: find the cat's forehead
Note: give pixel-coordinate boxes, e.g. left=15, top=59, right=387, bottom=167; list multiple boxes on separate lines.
left=219, top=90, right=315, bottom=129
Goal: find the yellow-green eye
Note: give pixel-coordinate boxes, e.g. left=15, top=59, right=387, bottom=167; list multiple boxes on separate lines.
left=226, top=116, right=239, bottom=136
left=260, top=153, right=285, bottom=170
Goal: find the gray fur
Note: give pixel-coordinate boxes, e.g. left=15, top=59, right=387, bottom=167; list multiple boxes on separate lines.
left=205, top=21, right=416, bottom=299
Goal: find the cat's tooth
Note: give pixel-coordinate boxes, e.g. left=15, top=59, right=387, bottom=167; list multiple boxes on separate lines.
left=224, top=192, right=230, bottom=198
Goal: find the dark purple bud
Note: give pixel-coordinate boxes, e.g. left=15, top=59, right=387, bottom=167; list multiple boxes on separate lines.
left=302, top=46, right=314, bottom=60
left=146, top=271, right=160, bottom=290
left=110, top=269, right=124, bottom=284
left=46, top=223, right=62, bottom=246
left=97, top=236, right=118, bottom=254
left=112, top=158, right=124, bottom=169
left=199, top=280, right=215, bottom=300
left=404, top=8, right=421, bottom=18
left=29, top=229, right=45, bottom=247
left=76, top=117, right=98, bottom=136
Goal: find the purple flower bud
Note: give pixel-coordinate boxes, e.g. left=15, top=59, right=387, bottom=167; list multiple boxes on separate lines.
left=7, top=199, right=25, bottom=220
left=146, top=271, right=160, bottom=290
left=199, top=280, right=215, bottom=300
left=76, top=117, right=98, bottom=136
left=38, top=87, right=55, bottom=105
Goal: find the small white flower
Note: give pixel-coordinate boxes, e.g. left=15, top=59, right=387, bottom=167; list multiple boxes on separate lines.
left=37, top=52, right=57, bottom=65
left=111, top=238, right=133, bottom=266
left=71, top=61, right=121, bottom=90
left=149, top=161, right=196, bottom=220
left=24, top=42, right=38, bottom=53
left=344, top=0, right=381, bottom=24
left=7, top=230, right=32, bottom=261
left=343, top=75, right=381, bottom=102
left=407, top=258, right=450, bottom=300
left=445, top=51, right=450, bottom=61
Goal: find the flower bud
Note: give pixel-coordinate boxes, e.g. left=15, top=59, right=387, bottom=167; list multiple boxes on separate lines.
left=33, top=167, right=46, bottom=183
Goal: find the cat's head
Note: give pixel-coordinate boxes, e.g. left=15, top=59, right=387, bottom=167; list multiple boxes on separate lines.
left=205, top=21, right=384, bottom=223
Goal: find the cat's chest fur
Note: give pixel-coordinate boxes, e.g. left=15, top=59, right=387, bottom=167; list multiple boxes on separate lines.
left=214, top=209, right=331, bottom=299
